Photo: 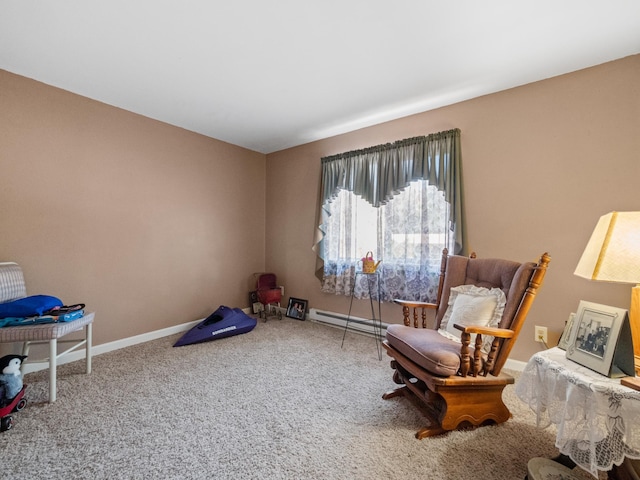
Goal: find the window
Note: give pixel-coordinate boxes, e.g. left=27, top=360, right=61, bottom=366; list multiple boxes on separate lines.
left=313, top=129, right=463, bottom=303
left=320, top=181, right=452, bottom=302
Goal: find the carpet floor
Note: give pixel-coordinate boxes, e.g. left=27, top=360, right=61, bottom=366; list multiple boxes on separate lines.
left=0, top=318, right=605, bottom=479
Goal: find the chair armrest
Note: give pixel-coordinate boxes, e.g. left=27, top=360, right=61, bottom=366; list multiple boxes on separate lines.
left=394, top=299, right=437, bottom=328
left=393, top=299, right=437, bottom=309
left=453, top=324, right=515, bottom=377
left=453, top=324, right=515, bottom=339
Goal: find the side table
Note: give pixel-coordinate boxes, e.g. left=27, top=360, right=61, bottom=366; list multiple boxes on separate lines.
left=341, top=271, right=383, bottom=360
left=516, top=347, right=640, bottom=478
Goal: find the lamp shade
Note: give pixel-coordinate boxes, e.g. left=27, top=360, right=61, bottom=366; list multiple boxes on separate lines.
left=574, top=211, right=640, bottom=284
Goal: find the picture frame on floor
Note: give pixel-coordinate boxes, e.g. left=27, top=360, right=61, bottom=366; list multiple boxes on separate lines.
left=286, top=297, right=307, bottom=320
left=249, top=290, right=263, bottom=314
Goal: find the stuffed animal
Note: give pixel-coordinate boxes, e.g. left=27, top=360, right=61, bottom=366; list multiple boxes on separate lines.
left=0, top=355, right=27, bottom=407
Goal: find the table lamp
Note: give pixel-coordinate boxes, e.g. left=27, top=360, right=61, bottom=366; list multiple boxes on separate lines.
left=574, top=211, right=640, bottom=375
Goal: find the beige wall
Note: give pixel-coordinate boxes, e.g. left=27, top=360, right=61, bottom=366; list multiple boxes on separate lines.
left=2, top=55, right=639, bottom=364
left=265, top=54, right=640, bottom=363
left=0, top=70, right=266, bottom=347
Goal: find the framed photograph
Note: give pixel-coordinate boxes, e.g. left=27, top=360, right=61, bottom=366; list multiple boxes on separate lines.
left=557, top=312, right=576, bottom=350
left=286, top=297, right=307, bottom=320
left=566, top=300, right=629, bottom=376
left=249, top=291, right=263, bottom=314
left=252, top=302, right=264, bottom=314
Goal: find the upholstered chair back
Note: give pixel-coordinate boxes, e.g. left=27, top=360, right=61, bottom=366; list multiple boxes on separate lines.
left=435, top=255, right=536, bottom=331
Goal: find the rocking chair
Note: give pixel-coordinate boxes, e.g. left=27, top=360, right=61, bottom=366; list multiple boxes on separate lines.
left=382, top=248, right=550, bottom=439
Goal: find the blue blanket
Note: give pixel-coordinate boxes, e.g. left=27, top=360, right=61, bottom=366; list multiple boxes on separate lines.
left=0, top=295, right=63, bottom=318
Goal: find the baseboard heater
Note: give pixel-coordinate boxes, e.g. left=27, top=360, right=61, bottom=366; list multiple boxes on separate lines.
left=308, top=308, right=388, bottom=338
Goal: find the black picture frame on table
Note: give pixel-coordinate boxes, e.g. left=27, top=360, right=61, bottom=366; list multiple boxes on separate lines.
left=286, top=297, right=308, bottom=320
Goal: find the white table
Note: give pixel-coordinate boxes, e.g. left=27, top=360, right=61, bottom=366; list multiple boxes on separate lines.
left=516, top=347, right=640, bottom=478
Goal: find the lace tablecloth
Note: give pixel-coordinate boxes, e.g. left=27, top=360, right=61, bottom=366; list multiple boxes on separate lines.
left=515, top=347, right=640, bottom=477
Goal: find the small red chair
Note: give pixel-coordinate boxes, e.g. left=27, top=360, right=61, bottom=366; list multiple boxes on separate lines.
left=255, top=273, right=282, bottom=321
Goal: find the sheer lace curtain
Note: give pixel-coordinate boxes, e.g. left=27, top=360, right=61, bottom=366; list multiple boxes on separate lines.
left=313, top=129, right=464, bottom=302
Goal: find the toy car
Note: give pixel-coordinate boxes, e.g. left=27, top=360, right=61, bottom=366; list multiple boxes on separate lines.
left=0, top=386, right=27, bottom=432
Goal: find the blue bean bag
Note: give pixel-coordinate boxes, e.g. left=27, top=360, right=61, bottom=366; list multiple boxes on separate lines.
left=173, top=305, right=257, bottom=347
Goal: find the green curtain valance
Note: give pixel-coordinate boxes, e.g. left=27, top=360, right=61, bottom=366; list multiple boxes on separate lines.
left=313, top=128, right=465, bottom=280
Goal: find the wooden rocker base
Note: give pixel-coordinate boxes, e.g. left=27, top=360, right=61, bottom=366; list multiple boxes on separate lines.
left=382, top=343, right=514, bottom=439
left=383, top=385, right=448, bottom=438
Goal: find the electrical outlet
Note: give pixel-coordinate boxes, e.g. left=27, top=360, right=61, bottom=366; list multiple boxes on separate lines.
left=535, top=326, right=548, bottom=343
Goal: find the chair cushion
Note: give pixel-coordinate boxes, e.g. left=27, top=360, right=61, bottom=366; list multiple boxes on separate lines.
left=435, top=255, right=521, bottom=328
left=438, top=285, right=506, bottom=353
left=386, top=324, right=461, bottom=377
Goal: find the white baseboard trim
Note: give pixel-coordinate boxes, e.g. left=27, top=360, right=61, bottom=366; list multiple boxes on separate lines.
left=23, top=308, right=257, bottom=375
left=21, top=307, right=528, bottom=375
left=22, top=318, right=204, bottom=375
left=504, top=358, right=527, bottom=372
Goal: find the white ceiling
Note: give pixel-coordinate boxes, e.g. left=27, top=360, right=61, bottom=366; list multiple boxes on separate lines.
left=1, top=1, right=639, bottom=154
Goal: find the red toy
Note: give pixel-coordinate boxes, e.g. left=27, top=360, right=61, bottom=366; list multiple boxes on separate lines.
left=0, top=385, right=27, bottom=432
